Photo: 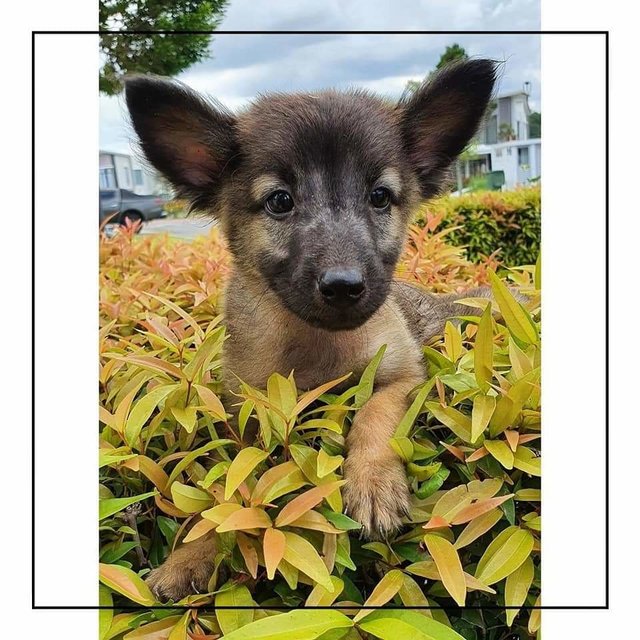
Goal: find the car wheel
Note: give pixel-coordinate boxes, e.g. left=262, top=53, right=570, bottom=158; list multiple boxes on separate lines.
left=121, top=211, right=143, bottom=232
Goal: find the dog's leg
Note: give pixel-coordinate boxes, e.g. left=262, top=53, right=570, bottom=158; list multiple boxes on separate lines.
left=145, top=531, right=217, bottom=602
left=343, top=374, right=423, bottom=540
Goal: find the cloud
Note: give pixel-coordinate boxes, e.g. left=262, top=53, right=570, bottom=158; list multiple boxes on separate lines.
left=100, top=0, right=541, bottom=153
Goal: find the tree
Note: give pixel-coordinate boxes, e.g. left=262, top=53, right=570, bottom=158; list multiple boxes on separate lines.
left=435, top=43, right=468, bottom=70
left=99, top=1, right=229, bottom=95
left=529, top=111, right=541, bottom=138
left=403, top=44, right=468, bottom=97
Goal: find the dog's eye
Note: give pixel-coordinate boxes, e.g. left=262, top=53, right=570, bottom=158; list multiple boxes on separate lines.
left=265, top=190, right=294, bottom=217
left=370, top=187, right=391, bottom=209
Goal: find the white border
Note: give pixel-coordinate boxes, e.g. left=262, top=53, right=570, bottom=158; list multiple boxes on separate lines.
left=541, top=33, right=607, bottom=607
left=33, top=33, right=100, bottom=607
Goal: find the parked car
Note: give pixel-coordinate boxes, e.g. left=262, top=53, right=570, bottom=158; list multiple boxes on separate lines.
left=99, top=189, right=167, bottom=226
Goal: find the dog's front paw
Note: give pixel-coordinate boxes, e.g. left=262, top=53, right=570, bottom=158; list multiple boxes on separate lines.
left=146, top=535, right=216, bottom=602
left=343, top=455, right=410, bottom=540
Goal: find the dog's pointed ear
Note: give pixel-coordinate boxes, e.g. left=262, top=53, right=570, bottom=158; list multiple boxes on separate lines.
left=397, top=59, right=497, bottom=197
left=124, top=75, right=238, bottom=206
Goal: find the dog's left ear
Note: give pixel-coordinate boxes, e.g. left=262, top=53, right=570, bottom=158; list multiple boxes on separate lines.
left=124, top=75, right=239, bottom=210
left=397, top=59, right=497, bottom=197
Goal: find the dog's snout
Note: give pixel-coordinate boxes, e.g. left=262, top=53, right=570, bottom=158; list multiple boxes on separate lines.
left=318, top=267, right=366, bottom=308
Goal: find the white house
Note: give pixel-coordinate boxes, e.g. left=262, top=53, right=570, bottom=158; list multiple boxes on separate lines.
left=459, top=88, right=541, bottom=189
left=99, top=150, right=168, bottom=195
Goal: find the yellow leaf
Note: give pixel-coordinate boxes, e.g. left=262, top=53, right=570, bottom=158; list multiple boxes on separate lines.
left=474, top=304, right=494, bottom=391
left=170, top=406, right=198, bottom=433
left=123, top=615, right=184, bottom=639
left=170, top=483, right=213, bottom=514
left=513, top=446, right=542, bottom=476
left=292, top=372, right=352, bottom=417
left=475, top=528, right=535, bottom=585
left=305, top=576, right=344, bottom=606
left=99, top=563, right=155, bottom=606
left=316, top=449, right=343, bottom=478
left=225, top=447, right=269, bottom=500
left=288, top=510, right=342, bottom=534
left=275, top=481, right=345, bottom=527
left=425, top=402, right=472, bottom=442
left=267, top=372, right=297, bottom=418
left=398, top=574, right=432, bottom=616
left=471, top=394, right=496, bottom=443
left=282, top=531, right=333, bottom=590
left=263, top=528, right=286, bottom=580
left=216, top=507, right=272, bottom=533
left=528, top=594, right=542, bottom=633
left=423, top=534, right=466, bottom=606
left=182, top=518, right=217, bottom=543
left=433, top=486, right=473, bottom=522
left=505, top=556, right=535, bottom=626
left=215, top=584, right=254, bottom=635
left=353, top=569, right=405, bottom=622
left=444, top=321, right=464, bottom=362
left=454, top=508, right=503, bottom=549
left=251, top=461, right=307, bottom=506
left=193, top=384, right=227, bottom=421
left=201, top=503, right=243, bottom=525
left=484, top=439, right=515, bottom=470
left=488, top=269, right=538, bottom=345
left=236, top=532, right=259, bottom=579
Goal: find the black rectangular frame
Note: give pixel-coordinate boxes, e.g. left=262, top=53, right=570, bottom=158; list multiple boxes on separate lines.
left=32, top=28, right=609, bottom=611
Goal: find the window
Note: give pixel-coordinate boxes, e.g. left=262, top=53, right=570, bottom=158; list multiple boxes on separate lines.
left=518, top=147, right=530, bottom=166
left=133, top=169, right=144, bottom=186
left=124, top=166, right=131, bottom=187
left=100, top=167, right=116, bottom=189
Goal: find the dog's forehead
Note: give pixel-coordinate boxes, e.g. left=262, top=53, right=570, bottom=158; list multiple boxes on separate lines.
left=236, top=91, right=403, bottom=174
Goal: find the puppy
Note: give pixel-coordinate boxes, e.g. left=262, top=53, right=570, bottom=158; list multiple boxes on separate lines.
left=124, top=59, right=497, bottom=600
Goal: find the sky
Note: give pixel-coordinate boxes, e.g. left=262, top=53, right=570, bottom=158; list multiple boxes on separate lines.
left=99, top=0, right=541, bottom=154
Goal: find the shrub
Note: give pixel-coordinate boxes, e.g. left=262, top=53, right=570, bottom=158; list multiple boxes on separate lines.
left=415, top=186, right=541, bottom=267
left=99, top=224, right=541, bottom=640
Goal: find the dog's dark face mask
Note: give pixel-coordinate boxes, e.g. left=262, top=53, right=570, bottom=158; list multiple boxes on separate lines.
left=125, top=61, right=496, bottom=331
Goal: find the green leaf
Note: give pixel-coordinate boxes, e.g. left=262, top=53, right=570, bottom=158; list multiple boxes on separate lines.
left=171, top=406, right=198, bottom=433
left=488, top=269, right=538, bottom=345
left=219, top=609, right=353, bottom=640
left=124, top=384, right=179, bottom=446
left=505, top=556, right=535, bottom=626
left=170, top=483, right=213, bottom=514
left=513, top=446, right=542, bottom=476
left=99, top=585, right=113, bottom=640
left=471, top=394, right=496, bottom=443
left=475, top=527, right=535, bottom=585
left=215, top=584, right=255, bottom=635
left=354, top=569, right=405, bottom=622
left=394, top=379, right=435, bottom=438
left=282, top=531, right=334, bottom=590
left=474, top=304, right=494, bottom=392
left=358, top=609, right=465, bottom=640
left=389, top=436, right=414, bottom=462
left=99, top=490, right=157, bottom=521
left=425, top=403, right=472, bottom=442
left=354, top=344, right=387, bottom=407
left=483, top=439, right=515, bottom=470
left=225, top=447, right=269, bottom=500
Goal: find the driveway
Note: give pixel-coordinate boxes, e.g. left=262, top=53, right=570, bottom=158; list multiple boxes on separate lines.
left=140, top=216, right=216, bottom=240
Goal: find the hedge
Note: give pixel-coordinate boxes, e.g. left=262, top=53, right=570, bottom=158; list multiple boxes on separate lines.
left=99, top=223, right=541, bottom=640
left=415, top=186, right=541, bottom=267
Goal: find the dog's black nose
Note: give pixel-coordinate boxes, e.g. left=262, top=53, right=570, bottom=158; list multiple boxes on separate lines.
left=318, top=268, right=365, bottom=307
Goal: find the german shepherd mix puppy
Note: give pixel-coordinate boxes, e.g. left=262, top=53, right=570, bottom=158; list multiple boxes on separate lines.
left=124, top=59, right=497, bottom=600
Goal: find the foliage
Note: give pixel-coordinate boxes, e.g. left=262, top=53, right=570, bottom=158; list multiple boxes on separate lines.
left=99, top=0, right=228, bottom=95
left=436, top=44, right=469, bottom=70
left=528, top=112, right=541, bottom=139
left=404, top=43, right=468, bottom=97
left=99, top=223, right=541, bottom=639
left=414, top=187, right=541, bottom=268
